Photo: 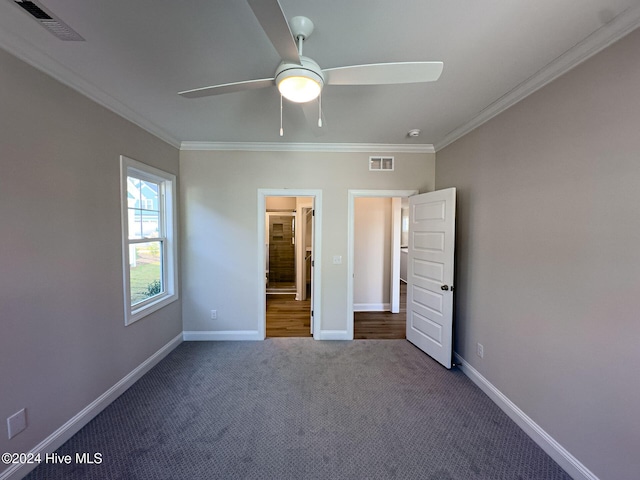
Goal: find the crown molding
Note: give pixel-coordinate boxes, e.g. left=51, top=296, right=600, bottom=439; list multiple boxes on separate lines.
left=0, top=27, right=181, bottom=149
left=434, top=4, right=640, bottom=152
left=180, top=142, right=435, bottom=153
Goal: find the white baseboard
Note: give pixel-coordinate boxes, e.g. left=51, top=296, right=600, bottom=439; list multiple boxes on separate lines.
left=182, top=330, right=262, bottom=341
left=318, top=330, right=351, bottom=340
left=454, top=353, right=598, bottom=480
left=183, top=330, right=351, bottom=341
left=0, top=333, right=183, bottom=480
left=353, top=303, right=391, bottom=312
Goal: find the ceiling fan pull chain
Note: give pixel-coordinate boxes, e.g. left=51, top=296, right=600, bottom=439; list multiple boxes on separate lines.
left=318, top=93, right=322, bottom=127
left=279, top=94, right=284, bottom=136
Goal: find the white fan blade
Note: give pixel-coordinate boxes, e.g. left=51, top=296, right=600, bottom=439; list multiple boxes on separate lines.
left=247, top=0, right=301, bottom=65
left=179, top=78, right=274, bottom=99
left=323, top=61, right=443, bottom=86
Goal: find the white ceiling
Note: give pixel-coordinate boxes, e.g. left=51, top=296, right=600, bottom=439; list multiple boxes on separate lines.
left=1, top=0, right=639, bottom=150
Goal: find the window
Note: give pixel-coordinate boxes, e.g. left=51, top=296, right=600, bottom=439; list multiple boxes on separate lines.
left=120, top=155, right=178, bottom=325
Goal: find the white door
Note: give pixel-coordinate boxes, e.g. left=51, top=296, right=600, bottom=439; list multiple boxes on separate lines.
left=406, top=188, right=456, bottom=369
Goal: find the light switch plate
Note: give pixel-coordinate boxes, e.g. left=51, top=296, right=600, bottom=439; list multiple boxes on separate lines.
left=332, top=255, right=342, bottom=265
left=7, top=408, right=27, bottom=439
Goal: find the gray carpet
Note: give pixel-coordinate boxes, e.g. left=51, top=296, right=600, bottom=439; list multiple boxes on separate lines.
left=25, top=340, right=570, bottom=479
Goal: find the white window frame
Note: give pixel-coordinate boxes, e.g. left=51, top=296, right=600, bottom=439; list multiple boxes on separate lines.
left=120, top=155, right=178, bottom=325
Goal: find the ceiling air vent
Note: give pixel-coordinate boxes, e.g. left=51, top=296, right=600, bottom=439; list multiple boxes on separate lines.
left=13, top=0, right=84, bottom=41
left=369, top=156, right=394, bottom=171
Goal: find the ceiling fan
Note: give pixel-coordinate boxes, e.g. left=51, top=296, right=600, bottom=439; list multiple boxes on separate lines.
left=178, top=0, right=443, bottom=132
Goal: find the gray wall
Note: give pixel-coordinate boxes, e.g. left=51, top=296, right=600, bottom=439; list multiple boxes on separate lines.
left=0, top=48, right=181, bottom=463
left=436, top=28, right=640, bottom=479
left=180, top=150, right=434, bottom=336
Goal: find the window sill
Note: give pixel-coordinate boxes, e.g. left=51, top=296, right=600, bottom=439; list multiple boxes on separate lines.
left=126, top=293, right=179, bottom=326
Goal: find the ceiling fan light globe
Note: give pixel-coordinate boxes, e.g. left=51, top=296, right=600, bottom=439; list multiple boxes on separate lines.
left=278, top=75, right=322, bottom=103
left=275, top=56, right=325, bottom=103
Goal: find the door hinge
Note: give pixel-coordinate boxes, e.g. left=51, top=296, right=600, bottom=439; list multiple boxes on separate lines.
left=312, top=260, right=314, bottom=267
left=312, top=209, right=315, bottom=216
left=311, top=310, right=314, bottom=317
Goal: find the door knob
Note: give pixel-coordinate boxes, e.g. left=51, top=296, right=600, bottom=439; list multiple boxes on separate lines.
left=441, top=285, right=449, bottom=291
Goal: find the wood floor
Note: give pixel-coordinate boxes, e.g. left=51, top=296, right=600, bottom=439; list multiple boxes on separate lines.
left=354, top=282, right=406, bottom=339
left=266, top=294, right=312, bottom=337
left=266, top=282, right=406, bottom=339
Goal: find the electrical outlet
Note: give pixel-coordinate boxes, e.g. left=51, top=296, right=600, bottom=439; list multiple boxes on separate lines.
left=7, top=408, right=27, bottom=439
left=477, top=343, right=484, bottom=358
left=210, top=310, right=217, bottom=320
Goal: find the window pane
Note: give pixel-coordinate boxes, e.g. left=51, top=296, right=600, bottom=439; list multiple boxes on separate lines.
left=128, top=208, right=143, bottom=239
left=128, top=210, right=160, bottom=239
left=140, top=180, right=159, bottom=211
left=128, top=208, right=160, bottom=239
left=129, top=241, right=163, bottom=306
left=127, top=177, right=141, bottom=208
left=127, top=177, right=161, bottom=239
left=141, top=210, right=160, bottom=238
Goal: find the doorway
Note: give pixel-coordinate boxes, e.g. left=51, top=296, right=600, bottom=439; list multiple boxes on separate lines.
left=265, top=198, right=311, bottom=337
left=258, top=189, right=322, bottom=340
left=347, top=189, right=418, bottom=339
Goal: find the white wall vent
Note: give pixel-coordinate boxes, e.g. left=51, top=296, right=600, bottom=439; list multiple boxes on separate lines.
left=12, top=1, right=85, bottom=41
left=369, top=156, right=394, bottom=171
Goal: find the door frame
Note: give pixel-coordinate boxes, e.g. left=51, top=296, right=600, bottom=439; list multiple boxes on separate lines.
left=258, top=189, right=322, bottom=340
left=347, top=189, right=418, bottom=339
